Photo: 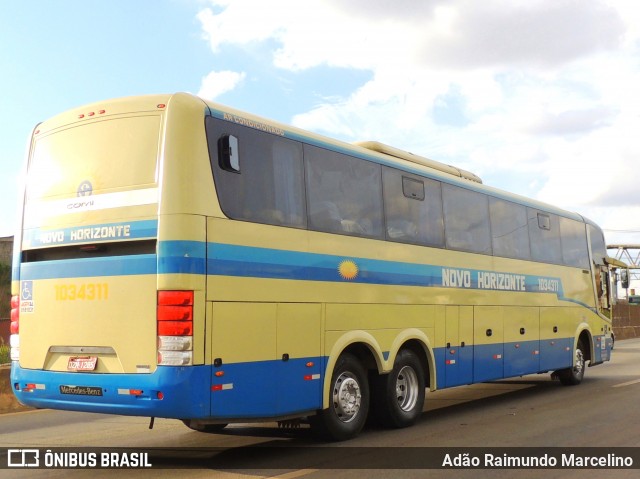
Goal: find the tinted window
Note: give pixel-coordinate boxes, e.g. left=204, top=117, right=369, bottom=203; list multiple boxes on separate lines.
left=528, top=209, right=562, bottom=264
left=207, top=117, right=306, bottom=228
left=443, top=184, right=491, bottom=254
left=305, top=144, right=383, bottom=238
left=383, top=168, right=444, bottom=247
left=589, top=224, right=607, bottom=266
left=560, top=217, right=589, bottom=268
left=489, top=198, right=531, bottom=260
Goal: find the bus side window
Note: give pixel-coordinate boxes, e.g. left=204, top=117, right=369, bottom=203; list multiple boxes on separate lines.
left=382, top=167, right=444, bottom=247
left=559, top=217, right=589, bottom=269
left=528, top=209, right=562, bottom=264
left=305, top=144, right=384, bottom=239
left=489, top=197, right=531, bottom=260
left=442, top=184, right=491, bottom=254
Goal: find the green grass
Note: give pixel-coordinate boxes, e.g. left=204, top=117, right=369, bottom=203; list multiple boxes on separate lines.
left=0, top=343, right=9, bottom=364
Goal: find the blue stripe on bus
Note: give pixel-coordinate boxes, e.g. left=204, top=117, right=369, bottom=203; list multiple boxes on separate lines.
left=158, top=240, right=206, bottom=275
left=207, top=243, right=583, bottom=305
left=17, top=240, right=590, bottom=308
left=20, top=254, right=157, bottom=280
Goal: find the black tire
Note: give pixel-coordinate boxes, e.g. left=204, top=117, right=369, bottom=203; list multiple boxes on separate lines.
left=372, top=349, right=425, bottom=428
left=310, top=353, right=370, bottom=441
left=557, top=340, right=587, bottom=386
left=182, top=420, right=228, bottom=432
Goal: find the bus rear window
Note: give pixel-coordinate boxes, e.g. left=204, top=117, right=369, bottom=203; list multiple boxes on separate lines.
left=27, top=115, right=160, bottom=201
left=207, top=116, right=306, bottom=229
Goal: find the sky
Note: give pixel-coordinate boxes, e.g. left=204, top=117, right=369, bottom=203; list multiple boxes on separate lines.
left=2, top=0, right=640, bottom=258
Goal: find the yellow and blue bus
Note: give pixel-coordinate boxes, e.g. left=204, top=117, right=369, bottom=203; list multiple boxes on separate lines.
left=10, top=93, right=614, bottom=440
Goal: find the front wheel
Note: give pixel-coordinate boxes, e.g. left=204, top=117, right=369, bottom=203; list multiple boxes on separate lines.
left=310, top=353, right=370, bottom=441
left=372, top=349, right=425, bottom=428
left=557, top=341, right=587, bottom=386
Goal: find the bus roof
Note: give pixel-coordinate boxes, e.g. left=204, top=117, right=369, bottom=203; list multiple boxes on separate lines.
left=31, top=92, right=592, bottom=226
left=34, top=94, right=172, bottom=135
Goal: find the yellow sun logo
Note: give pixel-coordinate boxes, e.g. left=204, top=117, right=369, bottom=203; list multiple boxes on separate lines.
left=338, top=260, right=359, bottom=280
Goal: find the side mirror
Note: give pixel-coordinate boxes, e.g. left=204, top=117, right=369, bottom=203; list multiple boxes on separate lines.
left=621, top=269, right=629, bottom=289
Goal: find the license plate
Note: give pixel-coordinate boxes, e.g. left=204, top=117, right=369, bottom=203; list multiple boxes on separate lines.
left=60, top=385, right=103, bottom=396
left=67, top=356, right=98, bottom=371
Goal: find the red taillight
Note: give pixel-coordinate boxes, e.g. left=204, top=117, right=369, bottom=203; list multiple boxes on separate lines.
left=157, top=291, right=194, bottom=366
left=157, top=305, right=193, bottom=321
left=158, top=320, right=193, bottom=336
left=158, top=290, right=193, bottom=323
left=10, top=295, right=20, bottom=360
left=157, top=291, right=193, bottom=325
left=158, top=290, right=193, bottom=306
left=10, top=295, right=19, bottom=331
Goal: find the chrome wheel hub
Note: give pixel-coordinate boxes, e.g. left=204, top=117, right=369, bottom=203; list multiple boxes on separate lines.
left=396, top=365, right=419, bottom=412
left=332, top=372, right=361, bottom=423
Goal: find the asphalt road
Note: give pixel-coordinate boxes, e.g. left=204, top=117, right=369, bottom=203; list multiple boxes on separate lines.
left=2, top=338, right=639, bottom=479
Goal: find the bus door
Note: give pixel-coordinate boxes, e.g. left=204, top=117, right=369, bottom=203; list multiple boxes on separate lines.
left=443, top=306, right=474, bottom=387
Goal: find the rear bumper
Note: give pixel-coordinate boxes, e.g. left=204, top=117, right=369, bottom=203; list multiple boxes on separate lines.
left=10, top=363, right=211, bottom=419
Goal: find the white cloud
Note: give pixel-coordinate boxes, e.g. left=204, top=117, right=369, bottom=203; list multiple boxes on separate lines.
left=197, top=70, right=246, bottom=100
left=197, top=0, right=640, bottom=239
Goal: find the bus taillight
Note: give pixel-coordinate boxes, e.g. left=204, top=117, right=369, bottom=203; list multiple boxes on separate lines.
left=157, top=291, right=193, bottom=366
left=10, top=295, right=20, bottom=361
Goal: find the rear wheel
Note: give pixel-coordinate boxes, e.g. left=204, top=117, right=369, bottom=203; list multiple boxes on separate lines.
left=310, top=353, right=369, bottom=441
left=372, top=349, right=425, bottom=428
left=557, top=340, right=587, bottom=386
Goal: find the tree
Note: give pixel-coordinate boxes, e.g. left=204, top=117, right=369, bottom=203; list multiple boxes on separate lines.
left=0, top=263, right=11, bottom=320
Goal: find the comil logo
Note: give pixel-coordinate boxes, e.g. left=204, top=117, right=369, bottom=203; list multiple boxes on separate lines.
left=77, top=180, right=93, bottom=197
left=7, top=449, right=39, bottom=467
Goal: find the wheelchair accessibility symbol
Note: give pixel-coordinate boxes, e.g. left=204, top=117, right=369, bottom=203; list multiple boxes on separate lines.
left=21, top=281, right=33, bottom=300
left=20, top=281, right=35, bottom=313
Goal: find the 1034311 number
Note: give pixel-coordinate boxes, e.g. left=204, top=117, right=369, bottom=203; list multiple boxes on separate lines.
left=54, top=283, right=109, bottom=301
